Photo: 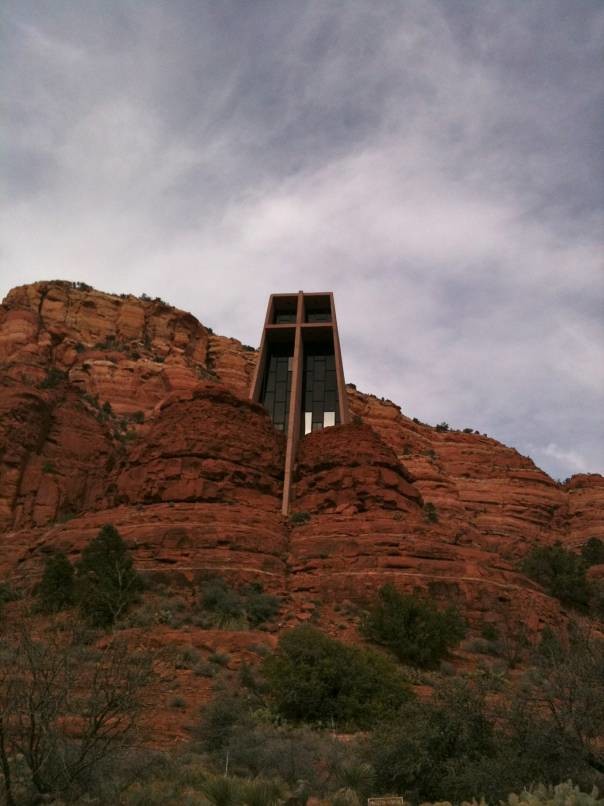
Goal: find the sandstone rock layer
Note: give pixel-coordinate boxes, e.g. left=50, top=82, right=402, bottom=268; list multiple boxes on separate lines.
left=1, top=281, right=602, bottom=646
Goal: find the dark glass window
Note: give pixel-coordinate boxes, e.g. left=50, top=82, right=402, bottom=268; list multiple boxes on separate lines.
left=261, top=351, right=293, bottom=430
left=274, top=312, right=296, bottom=324
left=307, top=312, right=331, bottom=322
left=301, top=346, right=340, bottom=435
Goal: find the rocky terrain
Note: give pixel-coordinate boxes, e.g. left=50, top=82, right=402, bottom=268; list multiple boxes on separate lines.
left=1, top=280, right=602, bottom=744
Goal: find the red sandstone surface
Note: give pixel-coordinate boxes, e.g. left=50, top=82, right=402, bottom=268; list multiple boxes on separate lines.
left=1, top=280, right=602, bottom=742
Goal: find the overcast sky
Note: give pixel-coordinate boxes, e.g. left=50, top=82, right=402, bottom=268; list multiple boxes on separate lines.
left=1, top=1, right=603, bottom=480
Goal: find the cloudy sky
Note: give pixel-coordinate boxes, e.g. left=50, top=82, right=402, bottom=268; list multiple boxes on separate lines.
left=1, top=1, right=603, bottom=480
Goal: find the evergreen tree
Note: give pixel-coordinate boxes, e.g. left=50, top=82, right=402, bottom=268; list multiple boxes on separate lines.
left=75, top=524, right=142, bottom=627
left=37, top=551, right=74, bottom=612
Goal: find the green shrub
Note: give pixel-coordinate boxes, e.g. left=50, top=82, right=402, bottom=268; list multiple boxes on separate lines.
left=169, top=696, right=187, bottom=710
left=241, top=777, right=287, bottom=806
left=481, top=623, right=499, bottom=642
left=367, top=680, right=494, bottom=801
left=197, top=577, right=279, bottom=629
left=242, top=582, right=280, bottom=627
left=0, top=582, right=19, bottom=605
left=262, top=624, right=411, bottom=729
left=208, top=651, right=230, bottom=667
left=361, top=584, right=466, bottom=668
left=37, top=551, right=74, bottom=612
left=503, top=781, right=603, bottom=806
left=75, top=524, right=143, bottom=627
left=588, top=579, right=604, bottom=620
left=200, top=577, right=244, bottom=627
left=435, top=422, right=449, bottom=432
left=521, top=542, right=590, bottom=610
left=289, top=510, right=311, bottom=525
left=39, top=367, right=66, bottom=389
left=0, top=581, right=18, bottom=621
left=582, top=538, right=604, bottom=567
left=196, top=694, right=351, bottom=793
left=174, top=645, right=200, bottom=669
left=424, top=502, right=439, bottom=523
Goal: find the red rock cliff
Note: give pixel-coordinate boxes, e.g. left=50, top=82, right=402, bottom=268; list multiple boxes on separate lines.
left=1, top=281, right=602, bottom=645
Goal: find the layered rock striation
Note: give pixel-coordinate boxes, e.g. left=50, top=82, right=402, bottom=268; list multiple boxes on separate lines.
left=0, top=281, right=602, bottom=643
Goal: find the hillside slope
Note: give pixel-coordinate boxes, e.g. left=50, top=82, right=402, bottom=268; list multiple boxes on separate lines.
left=1, top=280, right=602, bottom=652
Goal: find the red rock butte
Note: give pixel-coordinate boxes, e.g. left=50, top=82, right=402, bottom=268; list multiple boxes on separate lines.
left=1, top=280, right=603, bottom=644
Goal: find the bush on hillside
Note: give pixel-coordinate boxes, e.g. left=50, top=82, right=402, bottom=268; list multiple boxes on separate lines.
left=75, top=524, right=143, bottom=627
left=361, top=584, right=466, bottom=668
left=261, top=624, right=411, bottom=728
left=367, top=635, right=604, bottom=804
left=367, top=680, right=495, bottom=801
left=582, top=538, right=604, bottom=567
left=521, top=543, right=590, bottom=610
left=198, top=577, right=279, bottom=629
left=37, top=550, right=75, bottom=612
left=196, top=691, right=355, bottom=794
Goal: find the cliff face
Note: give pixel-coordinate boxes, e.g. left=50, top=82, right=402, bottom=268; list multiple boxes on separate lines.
left=1, top=281, right=602, bottom=645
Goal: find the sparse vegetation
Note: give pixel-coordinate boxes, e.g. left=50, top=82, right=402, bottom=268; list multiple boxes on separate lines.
left=435, top=421, right=449, bottom=432
left=0, top=626, right=150, bottom=805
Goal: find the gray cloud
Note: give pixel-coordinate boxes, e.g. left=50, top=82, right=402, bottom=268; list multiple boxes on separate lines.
left=1, top=0, right=602, bottom=480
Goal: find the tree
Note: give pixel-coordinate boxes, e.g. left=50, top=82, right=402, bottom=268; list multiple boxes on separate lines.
left=361, top=584, right=466, bottom=668
left=521, top=543, right=590, bottom=610
left=582, top=537, right=604, bottom=567
left=366, top=634, right=604, bottom=803
left=520, top=625, right=604, bottom=776
left=261, top=625, right=411, bottom=728
left=0, top=625, right=150, bottom=802
left=37, top=550, right=74, bottom=612
left=75, top=524, right=143, bottom=627
left=367, top=680, right=495, bottom=801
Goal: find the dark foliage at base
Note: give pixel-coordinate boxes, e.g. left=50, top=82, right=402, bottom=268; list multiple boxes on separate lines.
left=261, top=624, right=411, bottom=728
left=360, top=584, right=466, bottom=668
left=521, top=541, right=604, bottom=616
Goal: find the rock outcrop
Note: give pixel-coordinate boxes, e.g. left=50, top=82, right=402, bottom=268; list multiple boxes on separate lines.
left=1, top=280, right=602, bottom=647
